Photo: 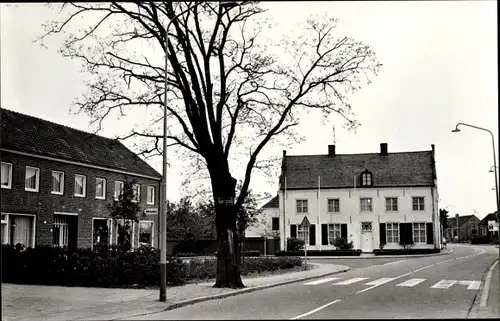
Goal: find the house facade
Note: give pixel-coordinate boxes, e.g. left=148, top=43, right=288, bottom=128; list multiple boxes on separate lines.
left=278, top=143, right=441, bottom=253
left=444, top=214, right=480, bottom=242
left=479, top=212, right=499, bottom=240
left=246, top=195, right=280, bottom=238
left=1, top=109, right=161, bottom=250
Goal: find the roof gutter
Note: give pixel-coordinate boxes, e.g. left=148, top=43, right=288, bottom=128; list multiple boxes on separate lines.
left=1, top=148, right=161, bottom=181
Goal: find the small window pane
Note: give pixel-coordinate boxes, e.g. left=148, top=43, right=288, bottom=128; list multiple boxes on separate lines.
left=1, top=163, right=12, bottom=188
left=139, top=221, right=153, bottom=246
left=52, top=171, right=64, bottom=194
left=25, top=167, right=39, bottom=191
left=147, top=186, right=155, bottom=204
left=75, top=175, right=86, bottom=196
left=114, top=181, right=124, bottom=200
left=96, top=178, right=106, bottom=199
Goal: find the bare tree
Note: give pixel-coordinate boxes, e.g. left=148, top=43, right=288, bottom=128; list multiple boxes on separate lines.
left=39, top=1, right=381, bottom=288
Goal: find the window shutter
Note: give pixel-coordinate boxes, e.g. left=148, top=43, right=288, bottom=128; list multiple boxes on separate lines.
left=399, top=223, right=413, bottom=245
left=321, top=224, right=328, bottom=245
left=379, top=223, right=386, bottom=245
left=291, top=225, right=297, bottom=238
left=309, top=224, right=316, bottom=246
left=341, top=224, right=348, bottom=239
left=426, top=222, right=434, bottom=245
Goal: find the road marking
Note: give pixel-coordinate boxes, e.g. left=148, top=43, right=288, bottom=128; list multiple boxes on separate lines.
left=333, top=277, right=368, bottom=285
left=364, top=277, right=397, bottom=286
left=480, top=259, right=499, bottom=307
left=396, top=278, right=426, bottom=287
left=457, top=280, right=481, bottom=290
left=431, top=280, right=457, bottom=289
left=383, top=260, right=405, bottom=266
left=290, top=299, right=342, bottom=320
left=303, top=277, right=339, bottom=285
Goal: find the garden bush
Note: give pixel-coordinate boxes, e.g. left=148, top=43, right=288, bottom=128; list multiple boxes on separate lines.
left=287, top=237, right=305, bottom=251
left=331, top=237, right=354, bottom=250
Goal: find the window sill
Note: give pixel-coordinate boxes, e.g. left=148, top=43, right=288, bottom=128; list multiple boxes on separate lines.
left=147, top=202, right=155, bottom=206
left=95, top=196, right=106, bottom=200
left=1, top=185, right=12, bottom=189
left=51, top=191, right=64, bottom=195
left=25, top=188, right=39, bottom=192
left=74, top=194, right=86, bottom=198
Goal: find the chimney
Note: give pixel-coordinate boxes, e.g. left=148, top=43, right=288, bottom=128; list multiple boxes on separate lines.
left=328, top=145, right=335, bottom=157
left=380, top=143, right=388, bottom=156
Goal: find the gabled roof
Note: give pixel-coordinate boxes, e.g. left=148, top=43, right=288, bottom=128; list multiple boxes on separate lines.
left=446, top=215, right=480, bottom=229
left=279, top=149, right=435, bottom=190
left=480, top=212, right=498, bottom=225
left=261, top=195, right=279, bottom=209
left=1, top=108, right=161, bottom=179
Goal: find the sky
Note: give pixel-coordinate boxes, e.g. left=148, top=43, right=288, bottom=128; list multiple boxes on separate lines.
left=1, top=1, right=498, bottom=219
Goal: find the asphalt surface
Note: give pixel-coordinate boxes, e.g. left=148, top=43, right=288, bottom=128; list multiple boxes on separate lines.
left=128, top=245, right=498, bottom=320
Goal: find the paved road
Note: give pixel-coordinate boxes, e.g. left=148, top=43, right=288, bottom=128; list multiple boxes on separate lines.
left=128, top=245, right=498, bottom=320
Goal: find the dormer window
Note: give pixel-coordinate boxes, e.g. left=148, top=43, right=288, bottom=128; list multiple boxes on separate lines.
left=360, top=170, right=373, bottom=186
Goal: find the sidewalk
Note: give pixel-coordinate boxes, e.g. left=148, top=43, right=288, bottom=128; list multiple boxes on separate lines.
left=468, top=260, right=500, bottom=319
left=1, top=262, right=349, bottom=321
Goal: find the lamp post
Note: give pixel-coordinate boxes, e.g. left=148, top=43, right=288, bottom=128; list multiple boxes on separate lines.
left=159, top=2, right=237, bottom=302
left=452, top=122, right=500, bottom=278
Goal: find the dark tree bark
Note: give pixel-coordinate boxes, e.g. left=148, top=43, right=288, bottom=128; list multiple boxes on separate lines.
left=38, top=1, right=381, bottom=288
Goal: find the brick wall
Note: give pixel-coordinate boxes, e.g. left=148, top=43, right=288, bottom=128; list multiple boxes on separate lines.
left=1, top=151, right=161, bottom=249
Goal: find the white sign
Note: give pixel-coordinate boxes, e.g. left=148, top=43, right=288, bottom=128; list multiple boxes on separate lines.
left=488, top=220, right=499, bottom=232
left=144, top=208, right=158, bottom=215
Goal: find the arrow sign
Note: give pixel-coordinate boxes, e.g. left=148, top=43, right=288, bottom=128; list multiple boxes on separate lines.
left=299, top=216, right=311, bottom=229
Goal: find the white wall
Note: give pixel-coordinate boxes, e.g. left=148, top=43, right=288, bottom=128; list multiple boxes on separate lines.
left=279, top=186, right=439, bottom=251
left=246, top=207, right=280, bottom=238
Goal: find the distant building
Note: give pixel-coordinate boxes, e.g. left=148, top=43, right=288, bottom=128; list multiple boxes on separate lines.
left=479, top=211, right=499, bottom=239
left=1, top=109, right=161, bottom=250
left=278, top=143, right=441, bottom=252
left=444, top=214, right=480, bottom=242
left=246, top=195, right=280, bottom=238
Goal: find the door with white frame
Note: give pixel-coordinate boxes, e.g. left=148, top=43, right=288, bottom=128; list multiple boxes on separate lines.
left=361, top=221, right=373, bottom=252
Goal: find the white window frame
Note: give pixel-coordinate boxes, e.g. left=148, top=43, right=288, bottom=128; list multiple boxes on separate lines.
left=51, top=171, right=65, bottom=195
left=25, top=166, right=40, bottom=192
left=327, top=199, right=340, bottom=213
left=297, top=225, right=309, bottom=244
left=138, top=220, right=154, bottom=247
left=386, top=222, right=399, bottom=244
left=296, top=199, right=308, bottom=214
left=412, top=197, right=425, bottom=211
left=361, top=172, right=372, bottom=186
left=95, top=177, right=106, bottom=200
left=111, top=219, right=136, bottom=248
left=53, top=214, right=72, bottom=247
left=1, top=162, right=13, bottom=189
left=1, top=212, right=37, bottom=248
left=360, top=197, right=373, bottom=212
left=413, top=222, right=426, bottom=243
left=328, top=223, right=341, bottom=244
left=114, top=181, right=124, bottom=200
left=132, top=184, right=141, bottom=203
left=385, top=197, right=398, bottom=212
left=147, top=186, right=155, bottom=205
left=74, top=174, right=87, bottom=197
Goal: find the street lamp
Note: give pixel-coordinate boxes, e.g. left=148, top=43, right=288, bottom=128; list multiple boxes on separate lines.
left=452, top=122, right=500, bottom=278
left=159, top=2, right=238, bottom=302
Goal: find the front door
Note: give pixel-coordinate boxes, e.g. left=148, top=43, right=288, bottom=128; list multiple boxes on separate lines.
left=361, top=221, right=373, bottom=252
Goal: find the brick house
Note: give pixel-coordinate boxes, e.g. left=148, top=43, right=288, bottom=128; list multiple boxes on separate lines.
left=444, top=214, right=481, bottom=243
left=479, top=212, right=499, bottom=239
left=1, top=109, right=161, bottom=250
left=278, top=143, right=441, bottom=252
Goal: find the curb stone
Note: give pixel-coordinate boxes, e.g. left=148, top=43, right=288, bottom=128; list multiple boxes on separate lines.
left=306, top=249, right=453, bottom=259
left=467, top=259, right=499, bottom=319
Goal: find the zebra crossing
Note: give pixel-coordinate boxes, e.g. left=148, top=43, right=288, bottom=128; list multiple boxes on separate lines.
left=302, top=276, right=481, bottom=290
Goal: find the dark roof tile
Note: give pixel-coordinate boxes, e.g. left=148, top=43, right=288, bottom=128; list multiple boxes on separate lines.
left=262, top=195, right=279, bottom=209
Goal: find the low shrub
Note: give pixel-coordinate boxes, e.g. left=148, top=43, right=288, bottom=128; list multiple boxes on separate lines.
left=331, top=237, right=354, bottom=250
left=287, top=237, right=305, bottom=251
left=175, top=252, right=198, bottom=257
left=373, top=248, right=440, bottom=255
left=275, top=250, right=362, bottom=256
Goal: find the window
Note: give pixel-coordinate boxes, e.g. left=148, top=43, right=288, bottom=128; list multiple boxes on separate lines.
left=361, top=221, right=372, bottom=232
left=25, top=166, right=40, bottom=192
left=413, top=222, right=426, bottom=243
left=139, top=221, right=154, bottom=247
left=385, top=197, right=398, bottom=212
left=412, top=197, right=425, bottom=211
left=1, top=162, right=12, bottom=189
left=272, top=217, right=279, bottom=231
left=147, top=186, right=155, bottom=205
left=328, top=199, right=340, bottom=213
left=360, top=198, right=373, bottom=212
left=297, top=225, right=309, bottom=244
left=3, top=214, right=35, bottom=248
left=133, top=184, right=141, bottom=202
left=112, top=219, right=134, bottom=248
left=53, top=216, right=69, bottom=247
left=74, top=174, right=86, bottom=197
left=386, top=223, right=399, bottom=243
left=95, top=178, right=106, bottom=199
left=52, top=171, right=64, bottom=195
left=361, top=171, right=372, bottom=186
left=93, top=218, right=110, bottom=248
left=296, top=200, right=308, bottom=214
left=114, top=181, right=124, bottom=200
left=328, top=223, right=341, bottom=245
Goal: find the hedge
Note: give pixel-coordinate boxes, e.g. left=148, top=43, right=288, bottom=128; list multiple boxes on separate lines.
left=275, top=249, right=362, bottom=256
left=1, top=244, right=301, bottom=288
left=373, top=248, right=441, bottom=255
